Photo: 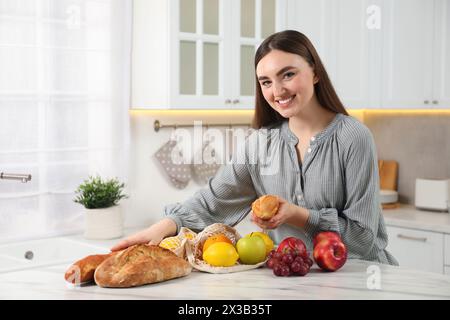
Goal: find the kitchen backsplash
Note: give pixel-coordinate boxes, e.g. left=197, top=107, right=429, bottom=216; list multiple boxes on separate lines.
left=364, top=111, right=450, bottom=204
left=125, top=111, right=256, bottom=232
left=125, top=110, right=450, bottom=229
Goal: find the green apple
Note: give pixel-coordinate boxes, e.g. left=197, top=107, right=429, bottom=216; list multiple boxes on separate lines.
left=236, top=235, right=267, bottom=264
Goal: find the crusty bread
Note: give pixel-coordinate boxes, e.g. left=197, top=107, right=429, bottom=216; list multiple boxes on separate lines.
left=252, top=195, right=279, bottom=220
left=93, top=244, right=192, bottom=288
left=65, top=253, right=115, bottom=284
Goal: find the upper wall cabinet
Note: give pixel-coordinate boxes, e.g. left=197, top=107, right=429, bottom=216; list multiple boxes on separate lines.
left=432, top=0, right=450, bottom=108
left=131, top=0, right=287, bottom=109
left=379, top=0, right=450, bottom=109
left=381, top=0, right=435, bottom=109
left=287, top=0, right=450, bottom=109
left=287, top=0, right=378, bottom=109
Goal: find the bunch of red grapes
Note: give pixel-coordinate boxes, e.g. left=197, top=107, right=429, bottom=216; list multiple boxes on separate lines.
left=266, top=249, right=313, bottom=277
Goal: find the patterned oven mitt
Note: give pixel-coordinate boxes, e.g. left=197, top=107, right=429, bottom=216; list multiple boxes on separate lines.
left=154, top=139, right=192, bottom=189
left=192, top=140, right=223, bottom=185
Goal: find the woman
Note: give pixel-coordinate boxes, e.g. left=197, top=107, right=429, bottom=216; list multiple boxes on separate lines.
left=112, top=30, right=397, bottom=265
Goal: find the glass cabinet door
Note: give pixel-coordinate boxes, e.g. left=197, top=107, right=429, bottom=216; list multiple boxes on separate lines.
left=177, top=0, right=225, bottom=107
left=235, top=0, right=276, bottom=108
left=174, top=0, right=278, bottom=109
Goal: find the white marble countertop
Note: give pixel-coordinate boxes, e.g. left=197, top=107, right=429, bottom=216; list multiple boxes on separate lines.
left=1, top=223, right=450, bottom=300
left=1, top=228, right=450, bottom=300
left=1, top=259, right=450, bottom=299
left=383, top=205, right=450, bottom=234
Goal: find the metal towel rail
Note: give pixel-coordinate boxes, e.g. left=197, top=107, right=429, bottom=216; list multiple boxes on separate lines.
left=153, top=120, right=251, bottom=132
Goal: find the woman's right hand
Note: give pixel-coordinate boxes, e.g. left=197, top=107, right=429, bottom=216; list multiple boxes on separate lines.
left=110, top=227, right=163, bottom=252
left=110, top=218, right=177, bottom=252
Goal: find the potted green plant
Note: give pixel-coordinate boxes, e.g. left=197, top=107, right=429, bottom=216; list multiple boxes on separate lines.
left=74, top=175, right=128, bottom=239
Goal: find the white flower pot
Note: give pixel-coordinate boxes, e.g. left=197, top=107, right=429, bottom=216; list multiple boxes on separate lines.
left=84, top=205, right=123, bottom=240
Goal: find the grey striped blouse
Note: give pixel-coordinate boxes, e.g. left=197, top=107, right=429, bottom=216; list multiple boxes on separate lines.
left=164, top=113, right=398, bottom=265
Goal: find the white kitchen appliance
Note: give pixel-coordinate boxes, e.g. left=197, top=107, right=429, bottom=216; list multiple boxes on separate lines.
left=415, top=178, right=450, bottom=212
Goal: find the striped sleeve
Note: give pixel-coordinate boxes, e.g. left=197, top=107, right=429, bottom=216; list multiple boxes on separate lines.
left=164, top=135, right=257, bottom=234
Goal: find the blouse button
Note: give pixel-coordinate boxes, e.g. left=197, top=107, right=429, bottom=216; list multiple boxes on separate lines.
left=307, top=147, right=312, bottom=153
left=311, top=136, right=316, bottom=142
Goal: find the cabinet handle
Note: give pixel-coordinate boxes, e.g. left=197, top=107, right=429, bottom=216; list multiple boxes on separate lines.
left=225, top=99, right=231, bottom=104
left=432, top=100, right=438, bottom=104
left=424, top=100, right=429, bottom=104
left=232, top=99, right=240, bottom=104
left=397, top=234, right=427, bottom=242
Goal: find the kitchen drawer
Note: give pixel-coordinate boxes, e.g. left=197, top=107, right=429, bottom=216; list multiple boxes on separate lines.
left=446, top=235, right=450, bottom=266
left=387, top=226, right=444, bottom=274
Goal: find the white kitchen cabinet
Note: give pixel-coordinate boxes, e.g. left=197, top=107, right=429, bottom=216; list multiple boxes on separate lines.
left=433, top=0, right=450, bottom=108
left=285, top=0, right=332, bottom=70
left=386, top=226, right=444, bottom=274
left=286, top=0, right=450, bottom=110
left=286, top=0, right=379, bottom=109
left=331, top=0, right=376, bottom=109
left=380, top=0, right=435, bottom=109
left=379, top=0, right=450, bottom=109
left=445, top=266, right=450, bottom=276
left=131, top=0, right=287, bottom=109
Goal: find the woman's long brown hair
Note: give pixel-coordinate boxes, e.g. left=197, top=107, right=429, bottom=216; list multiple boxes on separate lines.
left=252, top=30, right=348, bottom=129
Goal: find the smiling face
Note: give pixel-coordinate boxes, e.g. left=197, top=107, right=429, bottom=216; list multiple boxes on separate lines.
left=256, top=49, right=318, bottom=119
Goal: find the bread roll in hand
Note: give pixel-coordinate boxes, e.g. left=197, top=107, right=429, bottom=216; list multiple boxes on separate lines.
left=252, top=195, right=279, bottom=220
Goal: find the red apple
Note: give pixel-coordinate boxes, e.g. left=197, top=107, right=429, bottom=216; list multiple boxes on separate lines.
left=276, top=237, right=308, bottom=258
left=313, top=238, right=347, bottom=272
left=313, top=231, right=342, bottom=247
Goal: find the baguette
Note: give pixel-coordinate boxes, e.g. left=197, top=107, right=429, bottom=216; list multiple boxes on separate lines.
left=64, top=253, right=115, bottom=284
left=94, top=244, right=192, bottom=288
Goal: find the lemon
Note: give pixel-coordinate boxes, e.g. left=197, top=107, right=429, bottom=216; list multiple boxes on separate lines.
left=248, top=232, right=274, bottom=255
left=202, top=242, right=239, bottom=267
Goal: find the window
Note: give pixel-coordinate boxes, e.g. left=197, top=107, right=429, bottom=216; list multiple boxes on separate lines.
left=0, top=0, right=131, bottom=242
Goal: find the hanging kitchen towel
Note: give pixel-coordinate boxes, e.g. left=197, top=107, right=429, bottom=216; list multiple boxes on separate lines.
left=192, top=140, right=223, bottom=185
left=154, top=137, right=192, bottom=189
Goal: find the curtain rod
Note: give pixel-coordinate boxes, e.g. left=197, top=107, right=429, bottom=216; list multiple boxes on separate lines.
left=153, top=120, right=251, bottom=132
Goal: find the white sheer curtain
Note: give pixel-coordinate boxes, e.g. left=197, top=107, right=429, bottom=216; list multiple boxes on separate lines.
left=0, top=0, right=131, bottom=242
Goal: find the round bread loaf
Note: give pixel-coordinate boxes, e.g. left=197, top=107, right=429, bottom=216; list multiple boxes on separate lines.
left=251, top=195, right=279, bottom=220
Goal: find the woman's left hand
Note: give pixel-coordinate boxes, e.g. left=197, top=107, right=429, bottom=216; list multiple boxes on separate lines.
left=250, top=196, right=300, bottom=230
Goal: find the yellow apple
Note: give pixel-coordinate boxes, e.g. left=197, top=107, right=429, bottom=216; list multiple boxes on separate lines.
left=246, top=232, right=274, bottom=255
